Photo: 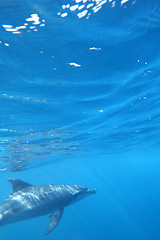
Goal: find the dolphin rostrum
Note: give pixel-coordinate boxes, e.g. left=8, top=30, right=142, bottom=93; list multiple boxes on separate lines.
left=0, top=178, right=96, bottom=234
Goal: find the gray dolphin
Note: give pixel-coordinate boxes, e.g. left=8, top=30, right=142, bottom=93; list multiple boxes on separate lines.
left=0, top=178, right=96, bottom=234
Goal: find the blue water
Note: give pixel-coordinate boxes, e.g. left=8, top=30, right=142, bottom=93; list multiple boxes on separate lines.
left=1, top=0, right=160, bottom=239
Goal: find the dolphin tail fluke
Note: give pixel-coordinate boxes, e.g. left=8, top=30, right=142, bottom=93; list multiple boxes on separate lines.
left=45, top=208, right=64, bottom=234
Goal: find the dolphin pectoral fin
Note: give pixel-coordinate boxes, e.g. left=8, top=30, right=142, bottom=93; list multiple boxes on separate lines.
left=45, top=208, right=64, bottom=234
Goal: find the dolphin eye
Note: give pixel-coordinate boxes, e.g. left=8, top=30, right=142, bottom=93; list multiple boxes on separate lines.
left=74, top=188, right=86, bottom=197
left=73, top=192, right=81, bottom=198
left=79, top=188, right=87, bottom=193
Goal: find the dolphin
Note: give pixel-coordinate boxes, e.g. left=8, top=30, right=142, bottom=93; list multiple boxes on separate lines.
left=0, top=178, right=96, bottom=234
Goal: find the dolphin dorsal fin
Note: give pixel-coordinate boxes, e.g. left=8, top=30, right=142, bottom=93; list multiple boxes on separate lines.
left=8, top=178, right=32, bottom=193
